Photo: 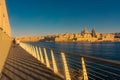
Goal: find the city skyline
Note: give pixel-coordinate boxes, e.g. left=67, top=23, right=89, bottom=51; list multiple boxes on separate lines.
left=6, top=0, right=120, bottom=36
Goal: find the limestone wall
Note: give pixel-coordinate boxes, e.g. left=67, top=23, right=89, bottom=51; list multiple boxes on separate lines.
left=0, top=30, right=12, bottom=76
left=0, top=0, right=11, bottom=36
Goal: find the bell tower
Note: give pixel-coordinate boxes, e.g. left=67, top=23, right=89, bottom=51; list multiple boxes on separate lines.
left=0, top=0, right=11, bottom=36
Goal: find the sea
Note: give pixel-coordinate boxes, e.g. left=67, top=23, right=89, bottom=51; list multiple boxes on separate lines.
left=29, top=42, right=120, bottom=61
left=28, top=42, right=120, bottom=79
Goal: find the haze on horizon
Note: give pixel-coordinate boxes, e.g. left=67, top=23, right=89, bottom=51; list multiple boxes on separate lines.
left=6, top=0, right=120, bottom=37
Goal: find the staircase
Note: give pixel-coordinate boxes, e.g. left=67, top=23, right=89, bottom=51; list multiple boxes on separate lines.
left=0, top=44, right=63, bottom=80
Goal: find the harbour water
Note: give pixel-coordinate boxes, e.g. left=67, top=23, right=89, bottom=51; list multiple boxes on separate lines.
left=29, top=42, right=120, bottom=61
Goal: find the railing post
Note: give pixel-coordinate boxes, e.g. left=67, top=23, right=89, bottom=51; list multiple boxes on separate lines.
left=31, top=46, right=34, bottom=56
left=27, top=44, right=31, bottom=54
left=34, top=46, right=37, bottom=57
left=81, top=57, right=88, bottom=80
left=43, top=48, right=50, bottom=68
left=39, top=47, right=44, bottom=64
left=50, top=49, right=58, bottom=73
left=61, top=52, right=71, bottom=80
left=26, top=44, right=29, bottom=51
left=35, top=46, right=41, bottom=61
left=30, top=45, right=34, bottom=56
left=29, top=45, right=32, bottom=55
left=35, top=46, right=38, bottom=59
left=33, top=46, right=36, bottom=58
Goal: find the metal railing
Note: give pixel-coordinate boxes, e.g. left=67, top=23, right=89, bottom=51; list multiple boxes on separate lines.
left=19, top=43, right=120, bottom=80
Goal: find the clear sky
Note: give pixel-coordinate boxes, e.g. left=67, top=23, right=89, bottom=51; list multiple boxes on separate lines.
left=6, top=0, right=120, bottom=36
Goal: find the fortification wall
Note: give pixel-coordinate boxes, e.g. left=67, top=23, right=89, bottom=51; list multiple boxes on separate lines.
left=0, top=29, right=12, bottom=77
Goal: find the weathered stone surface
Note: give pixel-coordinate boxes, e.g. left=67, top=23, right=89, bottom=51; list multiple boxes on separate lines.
left=0, top=0, right=11, bottom=36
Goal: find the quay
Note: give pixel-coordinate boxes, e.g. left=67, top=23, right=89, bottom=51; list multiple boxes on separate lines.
left=1, top=42, right=120, bottom=80
left=0, top=44, right=63, bottom=80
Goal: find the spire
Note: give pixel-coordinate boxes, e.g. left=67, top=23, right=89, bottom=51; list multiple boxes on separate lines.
left=91, top=28, right=96, bottom=37
left=0, top=0, right=11, bottom=36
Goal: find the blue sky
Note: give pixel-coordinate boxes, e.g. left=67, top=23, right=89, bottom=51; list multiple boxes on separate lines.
left=6, top=0, right=120, bottom=36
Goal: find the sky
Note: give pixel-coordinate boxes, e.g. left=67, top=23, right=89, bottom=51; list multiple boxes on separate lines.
left=6, top=0, right=120, bottom=36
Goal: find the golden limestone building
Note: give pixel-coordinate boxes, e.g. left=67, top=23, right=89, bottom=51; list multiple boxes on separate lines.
left=0, top=0, right=12, bottom=75
left=17, top=28, right=119, bottom=42
left=55, top=28, right=116, bottom=42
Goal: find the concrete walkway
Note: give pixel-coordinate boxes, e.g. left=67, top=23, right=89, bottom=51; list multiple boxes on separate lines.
left=0, top=44, right=63, bottom=80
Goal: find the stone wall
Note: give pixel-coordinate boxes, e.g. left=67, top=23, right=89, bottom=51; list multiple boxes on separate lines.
left=0, top=29, right=12, bottom=76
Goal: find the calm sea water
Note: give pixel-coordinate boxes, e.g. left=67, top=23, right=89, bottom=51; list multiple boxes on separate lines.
left=29, top=42, right=120, bottom=61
